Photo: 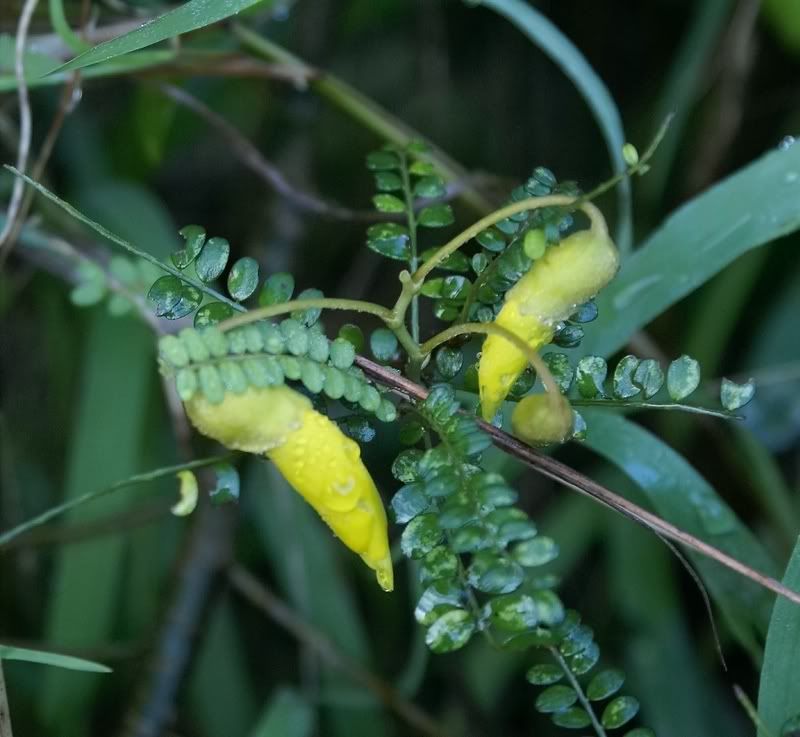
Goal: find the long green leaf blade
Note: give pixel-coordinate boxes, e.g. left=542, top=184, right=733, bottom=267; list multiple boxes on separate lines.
left=582, top=409, right=777, bottom=655
left=758, top=538, right=800, bottom=736
left=0, top=645, right=110, bottom=673
left=476, top=0, right=632, bottom=253
left=53, top=0, right=274, bottom=73
left=583, top=141, right=800, bottom=357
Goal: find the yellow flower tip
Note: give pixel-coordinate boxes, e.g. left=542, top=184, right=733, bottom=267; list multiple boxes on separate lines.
left=478, top=226, right=619, bottom=420
left=185, top=386, right=394, bottom=591
left=511, top=393, right=573, bottom=447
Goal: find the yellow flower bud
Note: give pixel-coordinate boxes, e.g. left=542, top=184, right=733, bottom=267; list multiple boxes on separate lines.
left=479, top=227, right=619, bottom=420
left=511, top=393, right=573, bottom=446
left=185, top=386, right=394, bottom=592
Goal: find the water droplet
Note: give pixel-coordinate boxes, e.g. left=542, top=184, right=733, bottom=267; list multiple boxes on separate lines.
left=333, top=478, right=355, bottom=495
left=785, top=171, right=799, bottom=184
left=778, top=135, right=796, bottom=151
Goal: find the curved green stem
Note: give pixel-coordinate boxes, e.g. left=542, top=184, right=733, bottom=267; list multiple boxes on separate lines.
left=393, top=195, right=606, bottom=322
left=218, top=297, right=393, bottom=331
left=420, top=321, right=560, bottom=399
left=0, top=455, right=231, bottom=548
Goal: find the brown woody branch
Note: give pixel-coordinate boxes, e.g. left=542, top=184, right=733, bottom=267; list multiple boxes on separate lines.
left=353, top=355, right=800, bottom=607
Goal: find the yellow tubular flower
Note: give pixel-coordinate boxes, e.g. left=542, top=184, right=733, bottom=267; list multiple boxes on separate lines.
left=479, top=225, right=619, bottom=421
left=185, top=386, right=394, bottom=592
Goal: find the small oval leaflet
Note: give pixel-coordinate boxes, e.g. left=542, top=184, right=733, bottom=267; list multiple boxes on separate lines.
left=425, top=609, right=475, bottom=653
left=525, top=664, right=563, bottom=686
left=720, top=377, right=755, bottom=411
left=171, top=224, right=206, bottom=269
left=601, top=695, right=640, bottom=729
left=372, top=193, right=406, bottom=213
left=259, top=272, right=295, bottom=307
left=194, top=301, right=234, bottom=328
left=586, top=668, right=625, bottom=701
left=366, top=222, right=411, bottom=260
left=666, top=354, right=701, bottom=401
left=535, top=684, right=578, bottom=713
left=552, top=707, right=592, bottom=729
left=227, top=257, right=259, bottom=301
left=148, top=275, right=202, bottom=319
left=576, top=356, right=608, bottom=398
left=370, top=328, right=399, bottom=362
left=418, top=204, right=455, bottom=228
left=195, top=237, right=230, bottom=282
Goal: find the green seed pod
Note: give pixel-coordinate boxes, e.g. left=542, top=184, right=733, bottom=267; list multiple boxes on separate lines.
left=258, top=322, right=286, bottom=354
left=179, top=328, right=210, bottom=363
left=511, top=393, right=573, bottom=447
left=219, top=361, right=248, bottom=394
left=201, top=327, right=229, bottom=358
left=159, top=335, right=189, bottom=368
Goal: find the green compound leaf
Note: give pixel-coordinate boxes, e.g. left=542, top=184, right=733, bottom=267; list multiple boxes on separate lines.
left=54, top=0, right=276, bottom=73
left=227, top=257, right=259, bottom=301
left=195, top=236, right=230, bottom=282
left=720, top=377, right=756, bottom=411
left=366, top=222, right=411, bottom=260
left=425, top=609, right=476, bottom=653
left=0, top=644, right=111, bottom=673
left=601, top=696, right=640, bottom=729
left=535, top=684, right=578, bottom=713
left=666, top=354, right=701, bottom=400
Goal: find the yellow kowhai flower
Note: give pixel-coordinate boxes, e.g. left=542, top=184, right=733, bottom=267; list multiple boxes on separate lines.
left=185, top=385, right=394, bottom=591
left=479, top=223, right=619, bottom=421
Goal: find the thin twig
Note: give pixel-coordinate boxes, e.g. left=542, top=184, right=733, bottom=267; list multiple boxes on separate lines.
left=0, top=0, right=40, bottom=266
left=0, top=661, right=12, bottom=737
left=228, top=565, right=452, bottom=737
left=353, top=355, right=800, bottom=608
left=158, top=84, right=391, bottom=222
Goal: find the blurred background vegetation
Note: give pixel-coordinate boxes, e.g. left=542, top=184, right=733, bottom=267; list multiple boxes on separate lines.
left=1, top=1, right=800, bottom=735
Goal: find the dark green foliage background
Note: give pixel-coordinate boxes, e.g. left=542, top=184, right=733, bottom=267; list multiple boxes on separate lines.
left=1, top=1, right=800, bottom=736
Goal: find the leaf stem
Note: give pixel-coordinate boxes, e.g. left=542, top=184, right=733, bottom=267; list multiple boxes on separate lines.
left=4, top=167, right=244, bottom=312
left=217, top=297, right=392, bottom=331
left=420, top=321, right=560, bottom=398
left=549, top=647, right=608, bottom=737
left=570, top=398, right=738, bottom=420
left=392, top=195, right=606, bottom=323
left=0, top=454, right=231, bottom=548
